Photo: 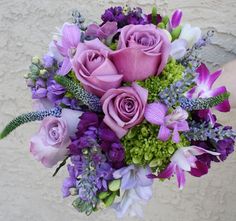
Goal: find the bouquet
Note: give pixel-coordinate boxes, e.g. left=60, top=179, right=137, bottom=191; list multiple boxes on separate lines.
left=1, top=5, right=235, bottom=218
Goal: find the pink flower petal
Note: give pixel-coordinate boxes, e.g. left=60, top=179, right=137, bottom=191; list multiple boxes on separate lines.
left=175, top=165, right=186, bottom=190
left=186, top=146, right=220, bottom=156
left=189, top=160, right=208, bottom=177
left=196, top=63, right=210, bottom=85
left=158, top=162, right=176, bottom=179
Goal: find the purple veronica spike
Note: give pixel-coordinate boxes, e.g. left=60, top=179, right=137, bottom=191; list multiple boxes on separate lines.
left=154, top=146, right=220, bottom=190
left=187, top=63, right=230, bottom=113
left=144, top=103, right=189, bottom=143
left=170, top=9, right=183, bottom=29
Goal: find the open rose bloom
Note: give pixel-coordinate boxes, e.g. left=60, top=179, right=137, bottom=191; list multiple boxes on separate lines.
left=1, top=5, right=235, bottom=219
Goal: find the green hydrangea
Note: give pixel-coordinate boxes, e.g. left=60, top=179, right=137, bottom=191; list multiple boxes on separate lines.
left=122, top=121, right=190, bottom=172
left=137, top=59, right=185, bottom=102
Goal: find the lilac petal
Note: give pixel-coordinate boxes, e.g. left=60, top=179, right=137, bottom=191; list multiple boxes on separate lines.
left=61, top=23, right=81, bottom=49
left=158, top=125, right=171, bottom=141
left=175, top=165, right=186, bottom=190
left=58, top=57, right=72, bottom=75
left=171, top=9, right=183, bottom=28
left=136, top=167, right=153, bottom=187
left=190, top=160, right=208, bottom=177
left=208, top=86, right=230, bottom=112
left=135, top=186, right=153, bottom=201
left=121, top=172, right=136, bottom=190
left=144, top=102, right=167, bottom=125
left=113, top=165, right=134, bottom=179
left=158, top=162, right=176, bottom=179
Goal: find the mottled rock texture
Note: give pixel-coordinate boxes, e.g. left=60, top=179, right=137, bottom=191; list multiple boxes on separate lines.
left=0, top=0, right=236, bottom=221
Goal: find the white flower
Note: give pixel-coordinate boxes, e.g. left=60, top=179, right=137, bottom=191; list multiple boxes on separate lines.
left=179, top=23, right=201, bottom=48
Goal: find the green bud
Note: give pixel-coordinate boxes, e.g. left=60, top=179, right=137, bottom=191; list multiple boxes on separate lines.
left=162, top=16, right=169, bottom=25
left=126, top=128, right=136, bottom=139
left=24, top=73, right=29, bottom=79
left=141, top=126, right=149, bottom=137
left=132, top=156, right=141, bottom=164
left=98, top=191, right=110, bottom=200
left=168, top=145, right=175, bottom=154
left=171, top=26, right=182, bottom=41
left=152, top=7, right=157, bottom=25
left=69, top=188, right=78, bottom=196
left=30, top=64, right=39, bottom=75
left=104, top=192, right=116, bottom=207
left=82, top=148, right=88, bottom=155
left=32, top=56, right=40, bottom=65
left=149, top=159, right=159, bottom=168
left=39, top=69, right=47, bottom=77
left=108, top=179, right=121, bottom=192
left=157, top=22, right=165, bottom=29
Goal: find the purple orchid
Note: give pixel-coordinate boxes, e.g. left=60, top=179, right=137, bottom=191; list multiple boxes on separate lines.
left=149, top=146, right=220, bottom=190
left=86, top=21, right=118, bottom=40
left=144, top=102, right=189, bottom=143
left=170, top=9, right=183, bottom=29
left=53, top=23, right=81, bottom=75
left=187, top=63, right=230, bottom=110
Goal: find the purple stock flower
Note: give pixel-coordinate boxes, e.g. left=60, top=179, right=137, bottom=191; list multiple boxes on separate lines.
left=54, top=23, right=81, bottom=75
left=101, top=6, right=147, bottom=28
left=150, top=146, right=219, bottom=189
left=31, top=78, right=47, bottom=99
left=62, top=164, right=78, bottom=197
left=43, top=55, right=54, bottom=68
left=145, top=102, right=189, bottom=143
left=170, top=9, right=183, bottom=29
left=47, top=79, right=66, bottom=105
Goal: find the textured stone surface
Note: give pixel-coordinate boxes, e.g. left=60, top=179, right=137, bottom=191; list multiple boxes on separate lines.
left=0, top=0, right=236, bottom=221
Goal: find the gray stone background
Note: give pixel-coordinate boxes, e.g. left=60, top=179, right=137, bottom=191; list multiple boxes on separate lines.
left=0, top=0, right=236, bottom=221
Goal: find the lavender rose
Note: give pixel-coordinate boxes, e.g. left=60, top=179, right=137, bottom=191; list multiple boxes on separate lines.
left=30, top=109, right=82, bottom=168
left=72, top=39, right=123, bottom=97
left=101, top=83, right=148, bottom=138
left=110, top=24, right=171, bottom=82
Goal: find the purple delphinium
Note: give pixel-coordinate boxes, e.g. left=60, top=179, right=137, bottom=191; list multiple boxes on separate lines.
left=101, top=6, right=147, bottom=28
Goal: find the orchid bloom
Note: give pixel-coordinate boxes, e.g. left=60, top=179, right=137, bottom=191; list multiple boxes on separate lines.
left=170, top=9, right=183, bottom=29
left=113, top=166, right=153, bottom=218
left=150, top=146, right=220, bottom=190
left=144, top=102, right=189, bottom=143
left=53, top=23, right=81, bottom=75
left=187, top=63, right=230, bottom=122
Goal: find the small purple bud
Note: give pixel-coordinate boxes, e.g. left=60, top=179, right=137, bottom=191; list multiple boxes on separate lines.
left=171, top=9, right=183, bottom=29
